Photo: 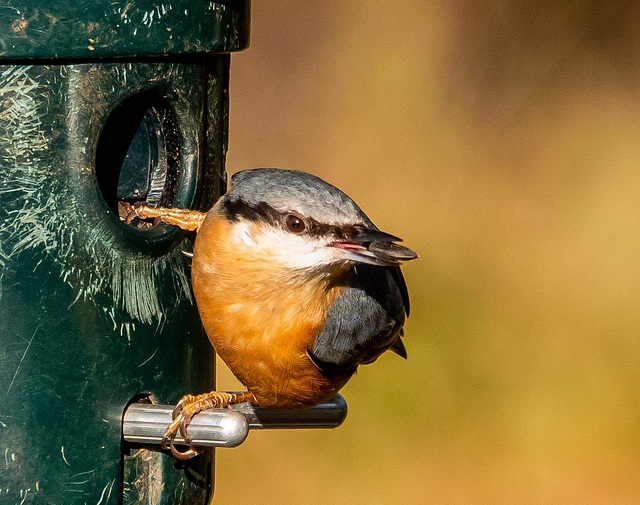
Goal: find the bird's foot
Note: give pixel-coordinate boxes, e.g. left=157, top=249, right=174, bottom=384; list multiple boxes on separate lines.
left=117, top=201, right=152, bottom=225
left=161, top=391, right=254, bottom=460
left=117, top=201, right=207, bottom=232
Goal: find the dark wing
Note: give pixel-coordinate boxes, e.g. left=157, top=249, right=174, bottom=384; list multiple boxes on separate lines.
left=390, top=265, right=410, bottom=317
left=309, top=264, right=409, bottom=376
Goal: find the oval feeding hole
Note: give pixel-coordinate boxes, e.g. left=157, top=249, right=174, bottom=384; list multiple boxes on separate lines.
left=95, top=92, right=180, bottom=229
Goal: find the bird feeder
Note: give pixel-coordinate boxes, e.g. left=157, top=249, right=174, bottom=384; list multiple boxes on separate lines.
left=0, top=2, right=348, bottom=503
left=0, top=2, right=245, bottom=503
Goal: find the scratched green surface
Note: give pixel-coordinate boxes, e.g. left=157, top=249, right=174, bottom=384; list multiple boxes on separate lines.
left=0, top=0, right=250, bottom=60
left=0, top=2, right=246, bottom=502
left=0, top=48, right=239, bottom=505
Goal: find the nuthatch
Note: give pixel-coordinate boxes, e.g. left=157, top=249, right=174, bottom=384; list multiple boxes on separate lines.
left=122, top=168, right=417, bottom=459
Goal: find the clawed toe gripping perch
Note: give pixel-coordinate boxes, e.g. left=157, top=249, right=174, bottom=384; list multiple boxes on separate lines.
left=118, top=201, right=206, bottom=231
left=122, top=394, right=349, bottom=460
left=161, top=391, right=255, bottom=460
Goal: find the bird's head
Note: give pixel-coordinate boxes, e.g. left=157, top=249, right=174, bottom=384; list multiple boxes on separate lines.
left=216, top=169, right=418, bottom=274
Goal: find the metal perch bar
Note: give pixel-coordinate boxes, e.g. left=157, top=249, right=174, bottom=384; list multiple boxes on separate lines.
left=122, top=394, right=348, bottom=448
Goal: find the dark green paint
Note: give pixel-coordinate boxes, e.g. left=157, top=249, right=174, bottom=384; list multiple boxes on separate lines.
left=0, top=0, right=250, bottom=60
left=0, top=2, right=248, bottom=503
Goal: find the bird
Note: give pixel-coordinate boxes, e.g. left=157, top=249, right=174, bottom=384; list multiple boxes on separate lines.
left=121, top=168, right=418, bottom=459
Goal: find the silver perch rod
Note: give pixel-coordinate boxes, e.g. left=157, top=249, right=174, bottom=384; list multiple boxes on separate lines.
left=122, top=394, right=347, bottom=448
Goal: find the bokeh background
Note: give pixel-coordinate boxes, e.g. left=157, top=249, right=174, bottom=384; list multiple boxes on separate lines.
left=216, top=2, right=640, bottom=503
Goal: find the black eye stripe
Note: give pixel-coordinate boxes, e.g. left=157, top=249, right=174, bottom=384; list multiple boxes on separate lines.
left=220, top=197, right=358, bottom=239
left=220, top=197, right=281, bottom=226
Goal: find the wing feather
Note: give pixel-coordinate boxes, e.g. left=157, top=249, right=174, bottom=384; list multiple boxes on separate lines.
left=309, top=264, right=410, bottom=376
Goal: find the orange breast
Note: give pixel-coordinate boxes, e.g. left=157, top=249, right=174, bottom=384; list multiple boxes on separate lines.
left=191, top=212, right=352, bottom=408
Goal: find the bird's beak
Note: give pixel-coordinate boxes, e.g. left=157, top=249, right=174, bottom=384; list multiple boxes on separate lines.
left=330, top=227, right=418, bottom=267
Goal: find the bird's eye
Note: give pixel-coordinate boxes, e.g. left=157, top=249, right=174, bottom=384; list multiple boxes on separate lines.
left=285, top=214, right=306, bottom=233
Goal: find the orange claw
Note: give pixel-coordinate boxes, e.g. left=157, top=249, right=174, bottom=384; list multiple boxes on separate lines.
left=161, top=391, right=254, bottom=460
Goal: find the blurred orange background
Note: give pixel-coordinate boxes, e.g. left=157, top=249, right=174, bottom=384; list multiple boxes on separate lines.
left=216, top=2, right=640, bottom=503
